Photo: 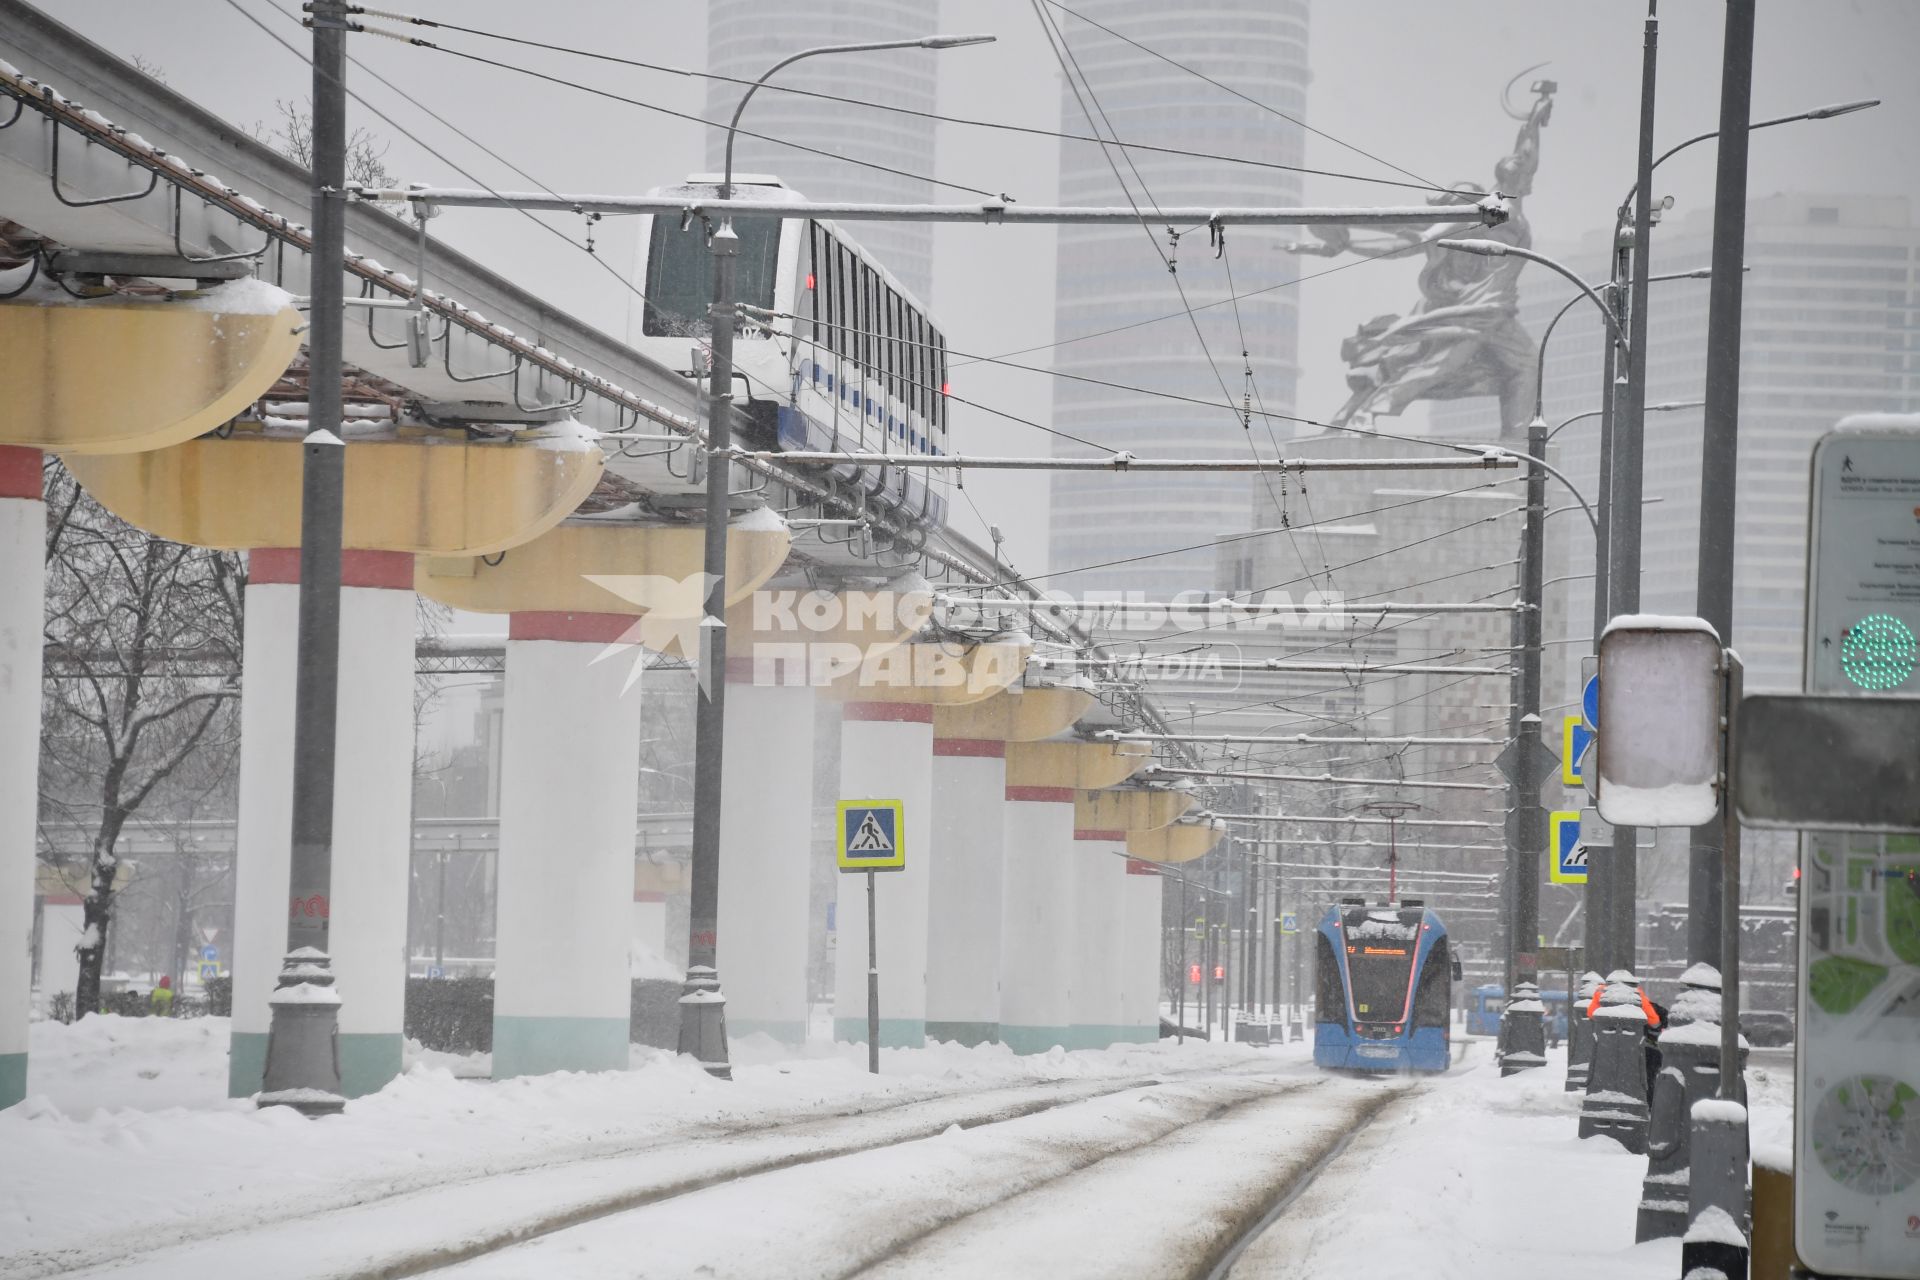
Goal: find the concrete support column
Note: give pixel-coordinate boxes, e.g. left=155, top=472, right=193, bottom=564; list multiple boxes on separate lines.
left=492, top=611, right=645, bottom=1078
left=998, top=787, right=1077, bottom=1054
left=716, top=661, right=816, bottom=1045
left=1069, top=831, right=1128, bottom=1050
left=926, top=737, right=1007, bottom=1046
left=229, top=549, right=415, bottom=1098
left=0, top=447, right=42, bottom=1109
left=1118, top=860, right=1165, bottom=1043
left=833, top=702, right=933, bottom=1048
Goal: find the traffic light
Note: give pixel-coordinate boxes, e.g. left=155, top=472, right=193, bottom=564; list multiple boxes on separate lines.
left=1213, top=965, right=1225, bottom=981
left=1188, top=964, right=1201, bottom=985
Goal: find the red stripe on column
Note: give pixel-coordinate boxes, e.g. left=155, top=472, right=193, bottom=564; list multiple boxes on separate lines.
left=41, top=893, right=84, bottom=906
left=843, top=701, right=934, bottom=724
left=0, top=446, right=42, bottom=499
left=1005, top=785, right=1074, bottom=804
left=509, top=611, right=641, bottom=644
left=632, top=890, right=667, bottom=903
left=249, top=548, right=414, bottom=590
left=1075, top=828, right=1126, bottom=842
left=933, top=737, right=1004, bottom=758
left=1125, top=859, right=1162, bottom=876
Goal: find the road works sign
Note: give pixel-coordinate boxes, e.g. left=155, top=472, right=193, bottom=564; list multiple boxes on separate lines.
left=1548, top=810, right=1587, bottom=885
left=836, top=799, right=905, bottom=871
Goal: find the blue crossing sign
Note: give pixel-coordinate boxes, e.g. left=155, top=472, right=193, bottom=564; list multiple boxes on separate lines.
left=1562, top=716, right=1596, bottom=787
left=1549, top=810, right=1587, bottom=884
left=1280, top=913, right=1299, bottom=935
left=836, top=799, right=905, bottom=872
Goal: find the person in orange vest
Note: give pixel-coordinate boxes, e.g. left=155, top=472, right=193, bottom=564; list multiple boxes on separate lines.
left=149, top=975, right=174, bottom=1017
left=1585, top=969, right=1662, bottom=1028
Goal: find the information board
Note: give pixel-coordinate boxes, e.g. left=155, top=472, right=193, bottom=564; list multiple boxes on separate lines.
left=1797, top=423, right=1920, bottom=1279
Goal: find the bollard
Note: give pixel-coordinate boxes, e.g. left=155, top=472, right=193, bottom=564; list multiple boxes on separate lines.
left=1747, top=1145, right=1791, bottom=1280
left=1578, top=969, right=1650, bottom=1152
left=1638, top=964, right=1745, bottom=1240
left=258, top=948, right=346, bottom=1116
left=1498, top=980, right=1547, bottom=1076
left=1680, top=1098, right=1750, bottom=1279
left=1567, top=969, right=1602, bottom=1093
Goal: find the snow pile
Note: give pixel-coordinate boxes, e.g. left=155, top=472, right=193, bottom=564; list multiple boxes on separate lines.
left=729, top=504, right=790, bottom=533
left=179, top=277, right=294, bottom=316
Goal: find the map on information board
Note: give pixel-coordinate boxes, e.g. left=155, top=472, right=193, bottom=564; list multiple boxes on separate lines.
left=1797, top=424, right=1920, bottom=1279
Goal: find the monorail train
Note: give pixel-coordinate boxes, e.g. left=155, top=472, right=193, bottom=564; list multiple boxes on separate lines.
left=629, top=175, right=948, bottom=526
left=1313, top=898, right=1453, bottom=1073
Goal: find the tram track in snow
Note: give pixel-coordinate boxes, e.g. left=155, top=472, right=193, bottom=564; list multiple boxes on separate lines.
left=27, top=1056, right=1313, bottom=1280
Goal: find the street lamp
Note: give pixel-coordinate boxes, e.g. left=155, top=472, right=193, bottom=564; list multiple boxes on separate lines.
left=678, top=32, right=996, bottom=1079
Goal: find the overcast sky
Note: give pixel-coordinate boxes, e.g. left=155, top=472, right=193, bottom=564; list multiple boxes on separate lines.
left=45, top=0, right=1920, bottom=579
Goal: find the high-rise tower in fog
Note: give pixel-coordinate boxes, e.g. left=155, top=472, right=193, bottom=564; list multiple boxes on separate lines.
left=1047, top=1, right=1309, bottom=595
left=704, top=1, right=939, bottom=300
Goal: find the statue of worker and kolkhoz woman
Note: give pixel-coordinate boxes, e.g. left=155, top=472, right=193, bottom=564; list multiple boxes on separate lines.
left=1286, top=73, right=1557, bottom=442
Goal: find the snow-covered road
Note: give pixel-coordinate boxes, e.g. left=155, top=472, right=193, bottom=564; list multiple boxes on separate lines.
left=0, top=1018, right=1793, bottom=1280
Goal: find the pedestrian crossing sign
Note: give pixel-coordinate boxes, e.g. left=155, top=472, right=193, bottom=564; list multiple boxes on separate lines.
left=1548, top=809, right=1587, bottom=884
left=837, top=799, right=906, bottom=871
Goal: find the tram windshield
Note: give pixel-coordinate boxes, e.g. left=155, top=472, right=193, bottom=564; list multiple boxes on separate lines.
left=1343, top=910, right=1421, bottom=1022
left=642, top=216, right=782, bottom=337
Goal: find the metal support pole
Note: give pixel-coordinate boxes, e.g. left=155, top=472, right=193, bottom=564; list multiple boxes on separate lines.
left=1176, top=875, right=1187, bottom=1044
left=673, top=209, right=737, bottom=1079
left=259, top=0, right=349, bottom=1116
left=1498, top=420, right=1549, bottom=1074
left=1691, top=0, right=1757, bottom=970
left=1606, top=0, right=1662, bottom=983
left=1718, top=655, right=1744, bottom=1096
left=434, top=850, right=446, bottom=972
left=865, top=869, right=879, bottom=1076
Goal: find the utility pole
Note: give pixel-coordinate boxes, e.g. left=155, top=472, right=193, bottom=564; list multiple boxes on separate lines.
left=259, top=0, right=348, bottom=1115
left=1606, top=0, right=1662, bottom=979
left=1497, top=420, right=1550, bottom=1074
left=1691, top=0, right=1756, bottom=969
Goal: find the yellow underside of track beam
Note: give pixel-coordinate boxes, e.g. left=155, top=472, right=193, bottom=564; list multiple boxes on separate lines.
left=66, top=430, right=602, bottom=556
left=1126, top=819, right=1226, bottom=864
left=827, top=638, right=1031, bottom=706
left=0, top=297, right=301, bottom=454
left=1005, top=738, right=1151, bottom=791
left=1075, top=787, right=1194, bottom=833
left=417, top=521, right=791, bottom=617
left=933, top=685, right=1096, bottom=743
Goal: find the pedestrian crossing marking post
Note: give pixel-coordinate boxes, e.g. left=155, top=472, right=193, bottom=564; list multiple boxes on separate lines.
left=1562, top=715, right=1595, bottom=787
left=836, top=798, right=904, bottom=1076
left=836, top=799, right=905, bottom=871
left=1549, top=809, right=1587, bottom=884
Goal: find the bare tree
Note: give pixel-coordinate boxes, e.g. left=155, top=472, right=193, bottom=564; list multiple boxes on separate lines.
left=255, top=99, right=405, bottom=212
left=39, top=460, right=243, bottom=1015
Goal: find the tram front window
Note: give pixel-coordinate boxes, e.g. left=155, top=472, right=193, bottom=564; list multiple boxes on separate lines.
left=1347, top=947, right=1415, bottom=1022
left=642, top=216, right=781, bottom=337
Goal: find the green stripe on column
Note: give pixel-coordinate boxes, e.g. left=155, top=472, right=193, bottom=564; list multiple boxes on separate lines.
left=726, top=1018, right=808, bottom=1046
left=831, top=1017, right=926, bottom=1049
left=338, top=1033, right=404, bottom=1098
left=0, top=1052, right=24, bottom=1109
left=229, top=1030, right=267, bottom=1098
left=925, top=1020, right=1000, bottom=1047
left=997, top=1024, right=1074, bottom=1055
left=491, top=1015, right=630, bottom=1079
left=1066, top=1025, right=1141, bottom=1050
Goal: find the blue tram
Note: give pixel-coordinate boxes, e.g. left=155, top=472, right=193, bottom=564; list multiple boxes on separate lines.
left=1466, top=984, right=1570, bottom=1039
left=1313, top=898, right=1452, bottom=1073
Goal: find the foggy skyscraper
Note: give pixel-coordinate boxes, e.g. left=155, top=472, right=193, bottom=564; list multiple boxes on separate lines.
left=704, top=0, right=940, bottom=300
left=1046, top=1, right=1309, bottom=595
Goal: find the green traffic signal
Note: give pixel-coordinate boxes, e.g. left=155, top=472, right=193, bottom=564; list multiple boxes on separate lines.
left=1840, top=613, right=1916, bottom=691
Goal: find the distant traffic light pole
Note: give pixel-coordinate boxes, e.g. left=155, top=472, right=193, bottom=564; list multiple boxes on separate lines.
left=678, top=32, right=999, bottom=1078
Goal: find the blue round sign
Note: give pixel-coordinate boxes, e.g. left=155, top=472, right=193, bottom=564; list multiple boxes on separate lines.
left=1582, top=674, right=1600, bottom=728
